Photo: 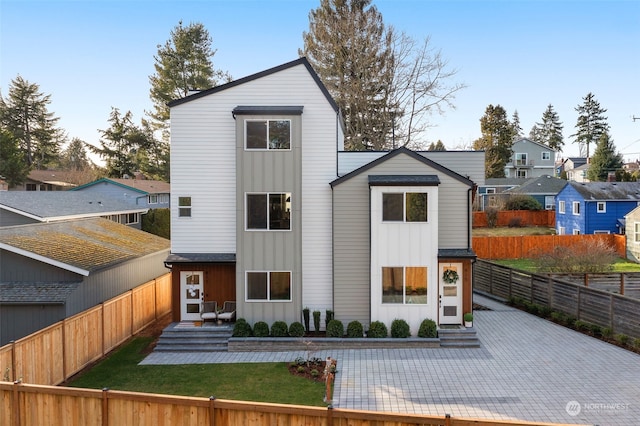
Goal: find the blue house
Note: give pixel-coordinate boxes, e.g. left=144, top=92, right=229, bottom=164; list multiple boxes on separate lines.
left=555, top=181, right=640, bottom=235
left=71, top=177, right=171, bottom=210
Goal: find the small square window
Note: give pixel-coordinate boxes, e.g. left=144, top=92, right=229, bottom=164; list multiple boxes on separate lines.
left=542, top=152, right=551, bottom=161
left=179, top=197, right=192, bottom=217
left=597, top=202, right=606, bottom=213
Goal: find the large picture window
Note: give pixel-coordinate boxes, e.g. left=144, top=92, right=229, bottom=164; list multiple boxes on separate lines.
left=382, top=192, right=428, bottom=222
left=246, top=193, right=291, bottom=230
left=246, top=119, right=291, bottom=150
left=246, top=271, right=291, bottom=301
left=381, top=266, right=427, bottom=304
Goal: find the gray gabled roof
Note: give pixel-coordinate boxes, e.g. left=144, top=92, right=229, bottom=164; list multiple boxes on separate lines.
left=0, top=282, right=80, bottom=304
left=569, top=181, right=640, bottom=201
left=0, top=218, right=170, bottom=275
left=483, top=178, right=530, bottom=188
left=507, top=175, right=568, bottom=195
left=0, top=191, right=148, bottom=222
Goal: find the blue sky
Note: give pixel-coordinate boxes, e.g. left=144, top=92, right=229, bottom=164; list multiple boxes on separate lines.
left=1, top=0, right=639, bottom=161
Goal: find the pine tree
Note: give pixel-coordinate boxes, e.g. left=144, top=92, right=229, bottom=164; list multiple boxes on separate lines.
left=60, top=138, right=92, bottom=171
left=587, top=132, right=622, bottom=182
left=472, top=104, right=515, bottom=178
left=529, top=104, right=564, bottom=151
left=0, top=129, right=30, bottom=187
left=572, top=92, right=609, bottom=158
left=511, top=110, right=523, bottom=139
left=427, top=140, right=446, bottom=151
left=0, top=76, right=64, bottom=169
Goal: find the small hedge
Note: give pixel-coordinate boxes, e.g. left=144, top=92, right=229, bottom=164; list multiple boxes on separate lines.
left=253, top=321, right=270, bottom=337
left=289, top=321, right=305, bottom=337
left=313, top=311, right=321, bottom=332
left=271, top=321, right=288, bottom=337
left=232, top=318, right=252, bottom=337
left=326, top=319, right=344, bottom=337
left=390, top=319, right=411, bottom=338
left=346, top=320, right=364, bottom=338
left=367, top=321, right=388, bottom=338
left=418, top=319, right=437, bottom=338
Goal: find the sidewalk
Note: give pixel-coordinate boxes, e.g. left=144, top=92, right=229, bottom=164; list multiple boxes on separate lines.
left=141, top=294, right=640, bottom=425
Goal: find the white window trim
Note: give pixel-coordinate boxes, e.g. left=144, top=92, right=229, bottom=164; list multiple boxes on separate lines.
left=245, top=270, right=292, bottom=302
left=178, top=196, right=192, bottom=218
left=515, top=152, right=528, bottom=166
left=558, top=200, right=565, bottom=214
left=634, top=222, right=640, bottom=243
left=148, top=194, right=158, bottom=204
left=245, top=192, right=292, bottom=231
left=594, top=230, right=610, bottom=234
left=558, top=226, right=565, bottom=235
left=381, top=266, right=428, bottom=305
left=573, top=229, right=580, bottom=235
left=541, top=151, right=551, bottom=160
left=572, top=201, right=580, bottom=215
left=597, top=202, right=606, bottom=213
left=244, top=119, right=292, bottom=151
left=486, top=188, right=496, bottom=194
left=382, top=191, right=429, bottom=223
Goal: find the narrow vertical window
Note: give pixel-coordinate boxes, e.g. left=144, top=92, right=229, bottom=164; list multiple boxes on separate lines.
left=179, top=197, right=192, bottom=217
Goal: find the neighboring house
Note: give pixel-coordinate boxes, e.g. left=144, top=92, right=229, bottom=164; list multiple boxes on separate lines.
left=504, top=138, right=556, bottom=179
left=624, top=206, right=640, bottom=262
left=505, top=175, right=568, bottom=210
left=0, top=217, right=170, bottom=345
left=0, top=191, right=148, bottom=229
left=555, top=181, right=640, bottom=235
left=11, top=169, right=78, bottom=191
left=476, top=178, right=528, bottom=211
left=72, top=177, right=171, bottom=210
left=561, top=157, right=589, bottom=182
left=165, top=57, right=483, bottom=334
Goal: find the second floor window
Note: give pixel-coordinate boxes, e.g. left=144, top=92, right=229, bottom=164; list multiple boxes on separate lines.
left=572, top=201, right=580, bottom=215
left=558, top=200, right=565, bottom=214
left=515, top=153, right=528, bottom=166
left=246, top=119, right=291, bottom=150
left=382, top=192, right=428, bottom=222
left=179, top=197, right=192, bottom=217
left=247, top=193, right=291, bottom=230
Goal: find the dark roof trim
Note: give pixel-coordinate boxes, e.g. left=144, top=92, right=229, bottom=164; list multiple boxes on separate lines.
left=438, top=248, right=477, bottom=259
left=165, top=253, right=236, bottom=264
left=232, top=106, right=304, bottom=116
left=168, top=57, right=339, bottom=112
left=368, top=175, right=440, bottom=186
left=71, top=178, right=147, bottom=194
left=331, top=147, right=474, bottom=188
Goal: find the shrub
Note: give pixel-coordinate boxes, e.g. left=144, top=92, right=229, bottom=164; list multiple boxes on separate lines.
left=418, top=319, right=437, bottom=338
left=485, top=207, right=498, bottom=228
left=550, top=312, right=564, bottom=323
left=346, top=320, right=364, bottom=338
left=602, top=327, right=613, bottom=338
left=533, top=239, right=617, bottom=273
left=289, top=321, right=305, bottom=337
left=141, top=208, right=170, bottom=239
left=313, top=310, right=321, bottom=332
left=504, top=194, right=542, bottom=211
left=390, top=319, right=411, bottom=338
left=297, top=366, right=306, bottom=373
left=507, top=216, right=523, bottom=228
left=325, top=310, right=334, bottom=329
left=367, top=321, right=388, bottom=338
left=252, top=321, right=269, bottom=337
left=634, top=338, right=640, bottom=349
left=311, top=369, right=320, bottom=378
left=615, top=333, right=629, bottom=346
left=574, top=320, right=589, bottom=332
left=271, top=321, right=288, bottom=337
left=326, top=319, right=344, bottom=337
left=538, top=306, right=552, bottom=318
left=232, top=318, right=252, bottom=337
left=589, top=324, right=602, bottom=337
left=302, top=308, right=310, bottom=332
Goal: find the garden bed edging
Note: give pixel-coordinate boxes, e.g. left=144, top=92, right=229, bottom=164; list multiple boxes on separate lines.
left=228, top=337, right=440, bottom=352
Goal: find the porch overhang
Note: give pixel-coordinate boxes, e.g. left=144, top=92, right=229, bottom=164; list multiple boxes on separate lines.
left=438, top=248, right=477, bottom=259
left=164, top=253, right=236, bottom=264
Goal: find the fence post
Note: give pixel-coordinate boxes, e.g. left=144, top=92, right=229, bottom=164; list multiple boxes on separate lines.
left=620, top=274, right=625, bottom=296
left=10, top=340, right=16, bottom=383
left=508, top=269, right=513, bottom=300
left=530, top=276, right=534, bottom=303
left=489, top=263, right=493, bottom=294
left=102, top=388, right=109, bottom=426
left=547, top=277, right=553, bottom=310
left=584, top=274, right=589, bottom=288
left=12, top=380, right=21, bottom=426
left=576, top=286, right=581, bottom=320
left=209, top=396, right=216, bottom=426
left=62, top=318, right=67, bottom=380
left=326, top=404, right=333, bottom=426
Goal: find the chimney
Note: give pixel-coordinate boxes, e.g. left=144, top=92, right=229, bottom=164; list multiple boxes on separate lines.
left=607, top=172, right=616, bottom=182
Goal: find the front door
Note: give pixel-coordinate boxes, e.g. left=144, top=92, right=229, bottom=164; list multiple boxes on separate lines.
left=180, top=271, right=204, bottom=321
left=439, top=263, right=462, bottom=324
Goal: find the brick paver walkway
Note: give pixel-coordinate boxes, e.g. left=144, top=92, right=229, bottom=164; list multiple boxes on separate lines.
left=141, top=294, right=640, bottom=425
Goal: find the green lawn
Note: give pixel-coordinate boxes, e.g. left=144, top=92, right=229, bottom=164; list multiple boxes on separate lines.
left=494, top=258, right=640, bottom=273
left=68, top=337, right=327, bottom=406
left=472, top=226, right=556, bottom=237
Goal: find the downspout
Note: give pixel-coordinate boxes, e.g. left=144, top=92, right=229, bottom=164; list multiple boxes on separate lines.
left=468, top=186, right=473, bottom=251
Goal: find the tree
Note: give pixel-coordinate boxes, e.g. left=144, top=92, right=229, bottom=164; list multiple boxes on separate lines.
left=427, top=140, right=446, bottom=151
left=473, top=105, right=515, bottom=178
left=529, top=104, right=564, bottom=151
left=134, top=119, right=170, bottom=182
left=511, top=110, right=523, bottom=139
left=148, top=21, right=230, bottom=134
left=572, top=92, right=609, bottom=158
left=301, top=1, right=464, bottom=151
left=60, top=138, right=92, bottom=171
left=587, top=132, right=622, bottom=182
left=0, top=129, right=30, bottom=187
left=0, top=76, right=65, bottom=169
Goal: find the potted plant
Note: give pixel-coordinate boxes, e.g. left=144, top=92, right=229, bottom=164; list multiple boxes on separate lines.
left=464, top=312, right=473, bottom=328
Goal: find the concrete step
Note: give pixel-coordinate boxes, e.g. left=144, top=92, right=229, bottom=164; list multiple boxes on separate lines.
left=154, top=343, right=228, bottom=352
left=438, top=327, right=480, bottom=348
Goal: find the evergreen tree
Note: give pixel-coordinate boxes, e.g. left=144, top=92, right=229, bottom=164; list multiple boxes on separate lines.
left=148, top=21, right=230, bottom=133
left=511, top=110, right=523, bottom=139
left=472, top=104, right=515, bottom=178
left=529, top=104, right=564, bottom=151
left=427, top=140, right=446, bottom=151
left=0, top=76, right=64, bottom=169
left=0, top=129, right=30, bottom=187
left=587, top=132, right=622, bottom=182
left=301, top=0, right=395, bottom=150
left=572, top=92, right=609, bottom=158
left=60, top=138, right=92, bottom=171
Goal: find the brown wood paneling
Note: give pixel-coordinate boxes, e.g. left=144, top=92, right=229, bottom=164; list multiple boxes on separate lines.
left=170, top=264, right=236, bottom=321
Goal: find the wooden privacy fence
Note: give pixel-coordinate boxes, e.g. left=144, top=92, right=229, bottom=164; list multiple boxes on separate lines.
left=473, top=210, right=555, bottom=228
left=0, top=273, right=171, bottom=386
left=472, top=234, right=626, bottom=259
left=0, top=381, right=579, bottom=426
left=474, top=260, right=640, bottom=339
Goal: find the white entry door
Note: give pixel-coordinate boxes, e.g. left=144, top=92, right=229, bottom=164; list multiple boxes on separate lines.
left=439, top=263, right=462, bottom=324
left=180, top=271, right=204, bottom=321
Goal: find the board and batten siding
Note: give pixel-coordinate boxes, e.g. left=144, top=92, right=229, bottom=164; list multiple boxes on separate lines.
left=332, top=152, right=473, bottom=328
left=171, top=62, right=339, bottom=323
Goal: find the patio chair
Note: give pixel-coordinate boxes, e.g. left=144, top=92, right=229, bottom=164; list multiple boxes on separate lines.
left=216, top=301, right=236, bottom=322
left=200, top=301, right=218, bottom=322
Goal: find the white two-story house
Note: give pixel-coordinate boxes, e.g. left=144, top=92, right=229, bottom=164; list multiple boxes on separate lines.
left=165, top=58, right=484, bottom=334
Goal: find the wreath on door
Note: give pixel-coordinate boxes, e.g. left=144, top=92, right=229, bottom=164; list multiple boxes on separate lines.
left=442, top=269, right=459, bottom=284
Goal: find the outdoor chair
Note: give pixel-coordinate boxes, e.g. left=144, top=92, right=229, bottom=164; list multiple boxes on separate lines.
left=216, top=301, right=236, bottom=322
left=200, top=301, right=218, bottom=322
